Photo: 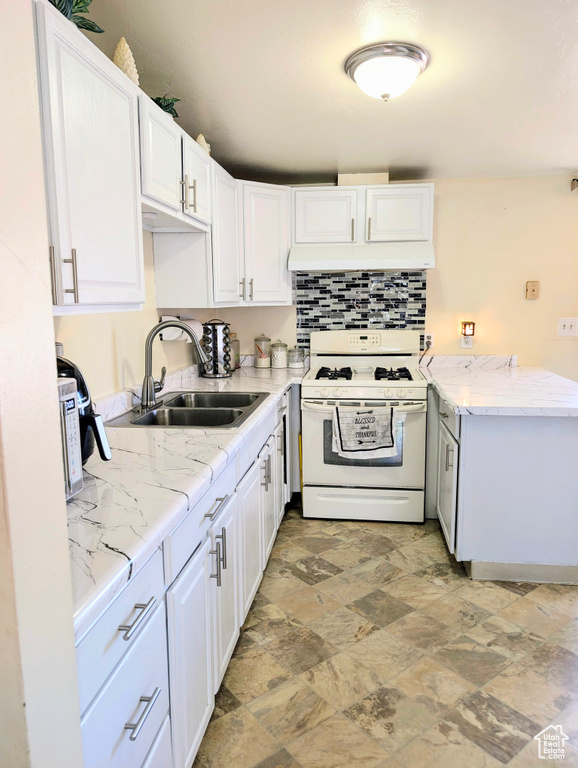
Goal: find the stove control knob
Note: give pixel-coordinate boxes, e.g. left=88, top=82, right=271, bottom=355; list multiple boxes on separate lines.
left=321, top=387, right=329, bottom=397
left=333, top=387, right=342, bottom=397
left=385, top=389, right=394, bottom=398
left=397, top=389, right=405, bottom=398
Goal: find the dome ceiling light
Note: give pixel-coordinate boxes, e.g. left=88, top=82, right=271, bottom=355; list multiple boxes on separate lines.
left=344, top=42, right=429, bottom=101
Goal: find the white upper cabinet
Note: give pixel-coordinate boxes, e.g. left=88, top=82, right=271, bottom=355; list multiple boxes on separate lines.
left=139, top=96, right=183, bottom=213
left=241, top=182, right=291, bottom=305
left=294, top=188, right=358, bottom=243
left=182, top=135, right=212, bottom=225
left=36, top=2, right=145, bottom=311
left=212, top=164, right=243, bottom=304
left=365, top=184, right=433, bottom=242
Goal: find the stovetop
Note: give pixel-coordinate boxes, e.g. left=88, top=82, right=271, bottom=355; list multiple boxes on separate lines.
left=315, top=366, right=414, bottom=382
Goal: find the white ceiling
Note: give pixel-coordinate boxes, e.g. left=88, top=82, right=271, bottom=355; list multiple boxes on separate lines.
left=90, top=0, right=578, bottom=183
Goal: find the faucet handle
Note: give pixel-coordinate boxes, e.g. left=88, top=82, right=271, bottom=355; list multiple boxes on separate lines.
left=154, top=366, right=166, bottom=394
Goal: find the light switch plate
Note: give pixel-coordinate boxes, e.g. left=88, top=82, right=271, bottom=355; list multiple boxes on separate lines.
left=526, top=281, right=540, bottom=300
left=558, top=318, right=578, bottom=337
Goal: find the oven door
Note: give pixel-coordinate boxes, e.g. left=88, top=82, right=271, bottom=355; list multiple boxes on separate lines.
left=301, top=399, right=426, bottom=489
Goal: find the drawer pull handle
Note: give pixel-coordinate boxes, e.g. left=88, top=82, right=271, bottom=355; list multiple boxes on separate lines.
left=210, top=541, right=222, bottom=587
left=204, top=494, right=229, bottom=521
left=124, top=687, right=161, bottom=741
left=63, top=248, right=79, bottom=303
left=439, top=412, right=448, bottom=419
left=215, top=526, right=227, bottom=569
left=118, top=596, right=157, bottom=641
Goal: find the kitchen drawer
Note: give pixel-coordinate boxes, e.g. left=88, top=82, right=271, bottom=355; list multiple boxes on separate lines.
left=163, top=461, right=236, bottom=585
left=438, top=396, right=460, bottom=439
left=76, top=549, right=165, bottom=714
left=81, top=603, right=169, bottom=768
left=142, top=716, right=172, bottom=768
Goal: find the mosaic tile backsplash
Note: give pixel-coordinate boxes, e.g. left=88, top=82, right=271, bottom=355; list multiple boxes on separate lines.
left=295, top=271, right=427, bottom=348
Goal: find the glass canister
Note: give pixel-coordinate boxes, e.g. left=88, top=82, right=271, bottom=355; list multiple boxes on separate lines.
left=288, top=346, right=305, bottom=369
left=229, top=332, right=241, bottom=369
left=254, top=334, right=271, bottom=368
left=271, top=340, right=288, bottom=369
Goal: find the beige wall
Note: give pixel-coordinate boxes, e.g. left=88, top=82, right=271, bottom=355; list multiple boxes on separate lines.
left=426, top=176, right=578, bottom=380
left=0, top=1, right=83, bottom=765
left=192, top=306, right=297, bottom=355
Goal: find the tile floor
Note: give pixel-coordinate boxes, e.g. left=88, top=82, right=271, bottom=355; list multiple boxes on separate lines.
left=194, top=501, right=578, bottom=768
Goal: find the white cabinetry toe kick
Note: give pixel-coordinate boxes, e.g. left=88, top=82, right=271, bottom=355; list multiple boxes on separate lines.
left=303, top=486, right=424, bottom=522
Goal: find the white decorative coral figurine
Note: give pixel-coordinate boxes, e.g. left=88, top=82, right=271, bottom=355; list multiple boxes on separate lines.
left=113, top=37, right=139, bottom=86
left=196, top=134, right=211, bottom=154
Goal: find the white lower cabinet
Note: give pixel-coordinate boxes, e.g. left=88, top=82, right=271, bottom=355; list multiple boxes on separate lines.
left=260, top=438, right=277, bottom=563
left=166, top=537, right=213, bottom=768
left=238, top=459, right=265, bottom=621
left=142, top=717, right=173, bottom=768
left=436, top=419, right=459, bottom=555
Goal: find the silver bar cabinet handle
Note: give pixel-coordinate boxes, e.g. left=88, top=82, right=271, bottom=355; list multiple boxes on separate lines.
left=239, top=278, right=246, bottom=300
left=367, top=217, right=372, bottom=241
left=216, top=526, right=227, bottom=569
left=351, top=217, right=355, bottom=241
left=124, top=687, right=161, bottom=741
left=181, top=175, right=189, bottom=209
left=117, top=596, right=157, bottom=641
left=249, top=278, right=254, bottom=301
left=210, top=541, right=222, bottom=586
left=204, top=495, right=229, bottom=521
left=63, top=248, right=79, bottom=303
left=49, top=246, right=57, bottom=303
left=190, top=178, right=197, bottom=212
left=261, top=460, right=268, bottom=490
left=445, top=444, right=453, bottom=472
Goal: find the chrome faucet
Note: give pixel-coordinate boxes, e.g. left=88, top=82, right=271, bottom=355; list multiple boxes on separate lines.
left=141, top=320, right=209, bottom=410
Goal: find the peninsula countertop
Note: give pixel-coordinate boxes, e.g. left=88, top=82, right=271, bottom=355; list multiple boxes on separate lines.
left=69, top=367, right=302, bottom=640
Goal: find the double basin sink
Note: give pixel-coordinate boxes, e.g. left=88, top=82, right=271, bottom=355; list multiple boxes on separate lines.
left=107, top=391, right=269, bottom=429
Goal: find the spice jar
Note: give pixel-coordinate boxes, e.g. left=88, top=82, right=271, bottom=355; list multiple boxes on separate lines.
left=254, top=334, right=271, bottom=368
left=288, top=346, right=305, bottom=369
left=271, top=340, right=288, bottom=369
left=229, top=332, right=240, bottom=370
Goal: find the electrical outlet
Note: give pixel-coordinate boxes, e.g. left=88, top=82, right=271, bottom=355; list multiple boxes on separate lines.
left=424, top=332, right=434, bottom=348
left=460, top=336, right=473, bottom=349
left=558, top=318, right=578, bottom=337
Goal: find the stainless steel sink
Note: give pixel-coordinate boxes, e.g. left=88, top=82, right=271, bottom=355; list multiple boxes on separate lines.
left=106, top=390, right=270, bottom=429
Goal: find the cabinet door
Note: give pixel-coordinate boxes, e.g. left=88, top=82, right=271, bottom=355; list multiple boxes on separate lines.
left=242, top=183, right=291, bottom=304
left=260, top=439, right=277, bottom=562
left=365, top=185, right=433, bottom=242
left=294, top=188, right=357, bottom=243
left=209, top=494, right=240, bottom=691
left=166, top=538, right=213, bottom=768
left=212, top=165, right=243, bottom=304
left=237, top=460, right=264, bottom=620
left=182, top=135, right=212, bottom=224
left=36, top=3, right=145, bottom=307
left=139, top=96, right=183, bottom=213
left=274, top=420, right=285, bottom=526
left=436, top=420, right=459, bottom=554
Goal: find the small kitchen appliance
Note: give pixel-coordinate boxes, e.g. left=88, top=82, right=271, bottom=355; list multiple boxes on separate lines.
left=201, top=319, right=233, bottom=378
left=57, top=378, right=83, bottom=499
left=301, top=329, right=427, bottom=522
left=57, top=356, right=112, bottom=465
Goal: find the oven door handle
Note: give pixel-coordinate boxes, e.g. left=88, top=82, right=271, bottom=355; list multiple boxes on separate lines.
left=301, top=401, right=426, bottom=414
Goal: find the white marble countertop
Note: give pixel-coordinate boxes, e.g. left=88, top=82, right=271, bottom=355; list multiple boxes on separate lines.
left=422, top=363, right=578, bottom=417
left=69, top=367, right=302, bottom=640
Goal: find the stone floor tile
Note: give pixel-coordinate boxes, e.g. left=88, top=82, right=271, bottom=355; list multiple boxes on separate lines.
left=390, top=656, right=476, bottom=716
left=349, top=531, right=401, bottom=558
left=443, top=690, right=541, bottom=764
left=291, top=532, right=342, bottom=555
left=286, top=713, right=388, bottom=768
left=194, top=707, right=279, bottom=768
left=266, top=626, right=338, bottom=674
left=289, top=555, right=343, bottom=586
left=223, top=646, right=292, bottom=703
left=252, top=749, right=304, bottom=768
left=348, top=589, right=415, bottom=628
left=415, top=561, right=469, bottom=591
left=344, top=685, right=439, bottom=752
left=464, top=615, right=543, bottom=662
left=420, top=593, right=492, bottom=632
left=251, top=592, right=271, bottom=609
left=247, top=677, right=335, bottom=743
left=520, top=642, right=578, bottom=692
left=453, top=580, right=521, bottom=612
left=550, top=618, right=578, bottom=653
left=497, top=596, right=571, bottom=639
left=382, top=573, right=449, bottom=609
left=320, top=542, right=374, bottom=570
left=395, top=718, right=503, bottom=768
left=300, top=652, right=383, bottom=710
left=411, top=534, right=452, bottom=558
left=242, top=603, right=303, bottom=646
left=422, top=519, right=441, bottom=534
left=369, top=523, right=428, bottom=545
left=383, top=543, right=449, bottom=573
left=431, top=635, right=511, bottom=687
left=270, top=540, right=314, bottom=563
left=556, top=698, right=578, bottom=748
left=316, top=571, right=375, bottom=604
left=306, top=606, right=380, bottom=649
left=506, top=740, right=578, bottom=768
left=527, top=584, right=578, bottom=618
left=275, top=585, right=341, bottom=624
left=483, top=663, right=573, bottom=726
left=345, top=629, right=423, bottom=681
left=349, top=556, right=407, bottom=588
left=259, top=574, right=305, bottom=602
left=493, top=581, right=539, bottom=597
left=233, top=631, right=258, bottom=657
left=212, top=685, right=242, bottom=720
left=386, top=612, right=459, bottom=653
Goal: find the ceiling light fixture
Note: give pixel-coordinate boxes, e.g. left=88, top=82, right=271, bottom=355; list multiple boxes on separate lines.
left=344, top=42, right=429, bottom=102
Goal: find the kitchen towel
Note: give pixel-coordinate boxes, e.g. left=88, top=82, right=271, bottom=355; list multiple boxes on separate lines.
left=332, top=405, right=404, bottom=459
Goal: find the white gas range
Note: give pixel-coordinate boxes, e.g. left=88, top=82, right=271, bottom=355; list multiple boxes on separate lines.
left=301, top=329, right=427, bottom=523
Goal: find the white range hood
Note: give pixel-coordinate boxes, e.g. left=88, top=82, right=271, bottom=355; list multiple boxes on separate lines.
left=287, top=242, right=435, bottom=272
